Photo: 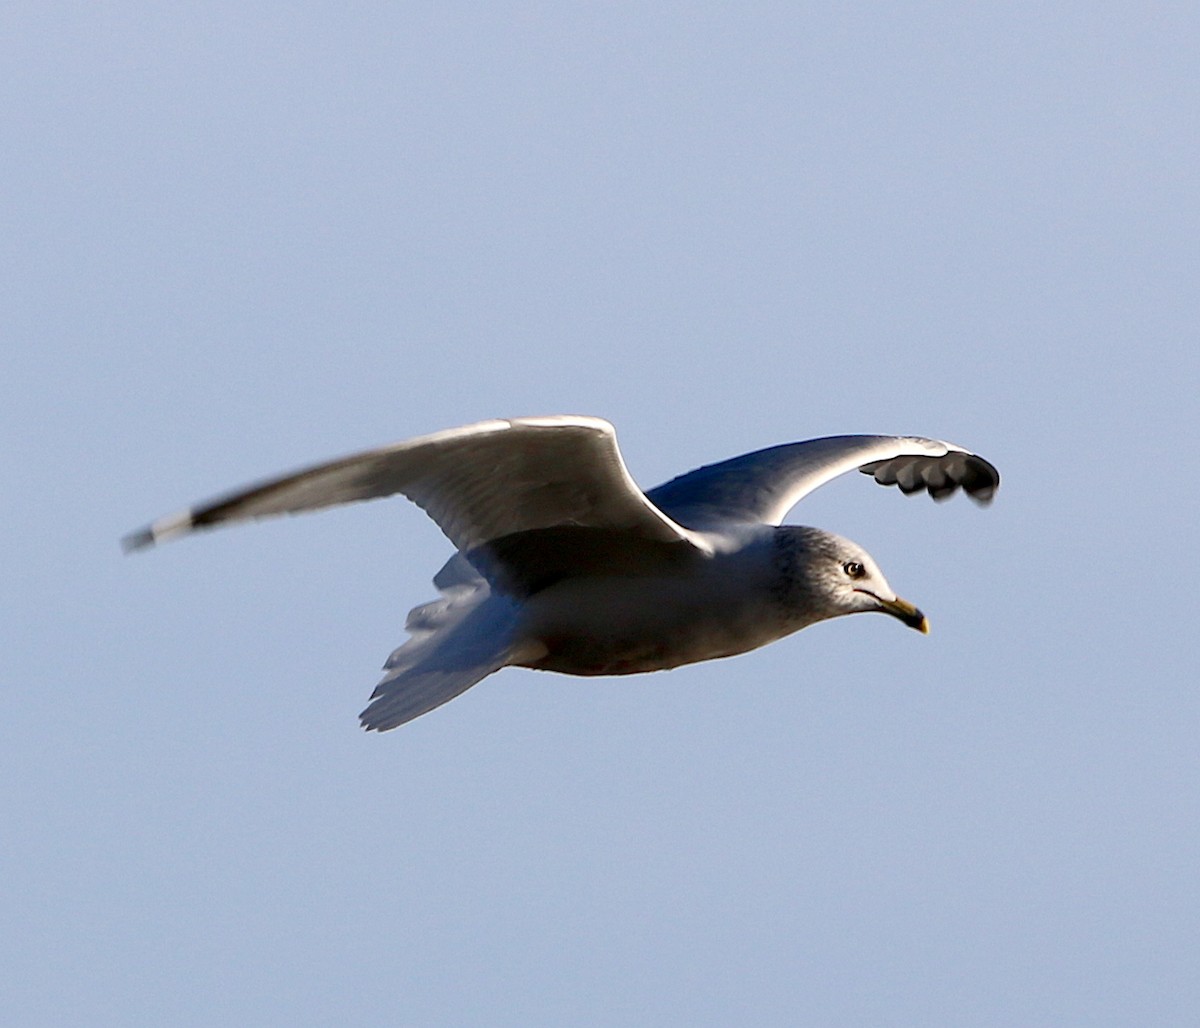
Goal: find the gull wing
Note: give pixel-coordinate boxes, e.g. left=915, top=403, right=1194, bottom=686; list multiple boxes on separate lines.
left=123, top=416, right=710, bottom=555
left=645, top=435, right=999, bottom=529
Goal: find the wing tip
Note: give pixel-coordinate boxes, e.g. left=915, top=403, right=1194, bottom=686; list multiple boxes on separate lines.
left=120, top=509, right=197, bottom=553
left=121, top=527, right=155, bottom=553
left=860, top=447, right=999, bottom=505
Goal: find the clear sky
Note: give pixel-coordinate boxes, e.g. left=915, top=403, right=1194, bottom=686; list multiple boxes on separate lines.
left=4, top=3, right=1197, bottom=1025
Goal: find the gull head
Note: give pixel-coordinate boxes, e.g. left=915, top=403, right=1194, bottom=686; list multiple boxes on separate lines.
left=773, top=526, right=929, bottom=633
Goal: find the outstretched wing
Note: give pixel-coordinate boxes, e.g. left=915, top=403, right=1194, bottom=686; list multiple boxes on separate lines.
left=645, top=435, right=999, bottom=530
left=124, top=416, right=710, bottom=555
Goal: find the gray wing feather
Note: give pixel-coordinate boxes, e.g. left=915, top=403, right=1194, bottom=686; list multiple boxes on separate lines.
left=646, top=435, right=998, bottom=529
left=123, top=416, right=708, bottom=554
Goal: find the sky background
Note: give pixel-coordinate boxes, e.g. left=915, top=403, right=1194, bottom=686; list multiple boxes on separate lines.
left=4, top=3, right=1198, bottom=1025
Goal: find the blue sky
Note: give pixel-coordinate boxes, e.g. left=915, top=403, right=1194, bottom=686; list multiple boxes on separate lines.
left=4, top=3, right=1198, bottom=1024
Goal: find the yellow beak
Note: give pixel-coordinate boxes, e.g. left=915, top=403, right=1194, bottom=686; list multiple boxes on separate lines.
left=877, top=594, right=930, bottom=634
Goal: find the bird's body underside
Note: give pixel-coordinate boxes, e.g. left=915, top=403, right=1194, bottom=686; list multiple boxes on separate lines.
left=516, top=529, right=789, bottom=676
left=124, top=416, right=998, bottom=731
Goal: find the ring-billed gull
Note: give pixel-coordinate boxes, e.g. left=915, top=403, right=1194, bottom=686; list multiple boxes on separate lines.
left=124, top=416, right=999, bottom=731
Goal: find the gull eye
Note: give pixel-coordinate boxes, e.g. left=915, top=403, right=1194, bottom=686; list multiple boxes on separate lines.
left=843, top=561, right=866, bottom=579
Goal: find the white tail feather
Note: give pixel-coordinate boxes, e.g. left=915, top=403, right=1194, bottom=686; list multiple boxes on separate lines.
left=359, top=585, right=520, bottom=732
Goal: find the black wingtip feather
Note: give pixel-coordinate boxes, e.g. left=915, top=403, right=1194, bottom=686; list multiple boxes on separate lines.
left=860, top=451, right=999, bottom=504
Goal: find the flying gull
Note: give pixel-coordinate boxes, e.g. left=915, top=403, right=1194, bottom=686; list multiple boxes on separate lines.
left=124, top=416, right=999, bottom=731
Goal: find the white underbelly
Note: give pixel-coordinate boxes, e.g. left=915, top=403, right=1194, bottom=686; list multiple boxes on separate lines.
left=516, top=572, right=789, bottom=676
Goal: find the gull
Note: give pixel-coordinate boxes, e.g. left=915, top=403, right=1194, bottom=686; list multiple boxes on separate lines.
left=124, top=416, right=999, bottom=731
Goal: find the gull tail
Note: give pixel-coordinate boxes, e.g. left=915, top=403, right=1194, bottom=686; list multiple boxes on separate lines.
left=359, top=583, right=525, bottom=732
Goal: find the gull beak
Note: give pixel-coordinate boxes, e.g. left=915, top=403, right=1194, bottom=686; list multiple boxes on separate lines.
left=877, top=594, right=930, bottom=634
